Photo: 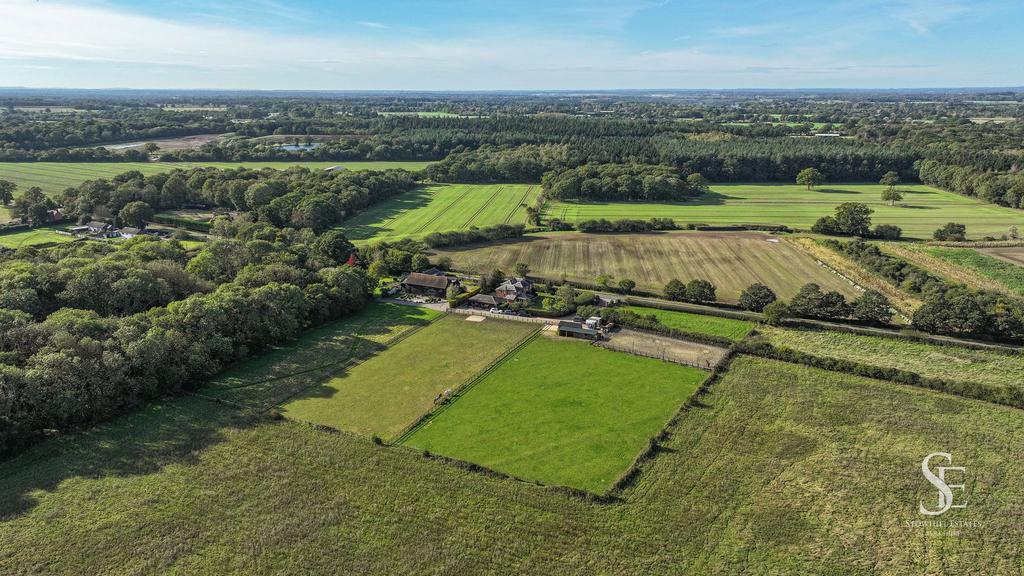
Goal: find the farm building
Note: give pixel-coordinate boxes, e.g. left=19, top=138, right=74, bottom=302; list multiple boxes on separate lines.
left=402, top=272, right=455, bottom=297
left=421, top=267, right=446, bottom=276
left=119, top=227, right=143, bottom=238
left=87, top=221, right=112, bottom=233
left=495, top=277, right=534, bottom=302
left=557, top=320, right=601, bottom=340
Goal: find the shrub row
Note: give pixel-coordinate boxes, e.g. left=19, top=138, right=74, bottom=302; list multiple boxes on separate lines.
left=423, top=223, right=525, bottom=248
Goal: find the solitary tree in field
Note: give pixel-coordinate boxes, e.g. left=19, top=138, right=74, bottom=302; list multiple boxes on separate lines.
left=796, top=167, right=825, bottom=190
left=880, top=171, right=902, bottom=205
left=881, top=187, right=903, bottom=206
left=933, top=222, right=967, bottom=241
left=0, top=179, right=15, bottom=205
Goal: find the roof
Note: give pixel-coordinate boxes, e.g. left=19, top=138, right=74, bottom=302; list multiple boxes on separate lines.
left=402, top=272, right=450, bottom=290
left=422, top=267, right=445, bottom=276
left=87, top=221, right=110, bottom=229
left=557, top=321, right=599, bottom=336
left=468, top=294, right=499, bottom=305
left=119, top=227, right=143, bottom=235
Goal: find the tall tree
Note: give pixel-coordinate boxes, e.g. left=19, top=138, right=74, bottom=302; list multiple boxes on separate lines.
left=796, top=168, right=825, bottom=190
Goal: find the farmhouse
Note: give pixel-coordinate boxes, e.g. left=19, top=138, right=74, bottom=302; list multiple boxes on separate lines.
left=495, top=277, right=533, bottom=302
left=118, top=227, right=143, bottom=238
left=558, top=320, right=601, bottom=340
left=87, top=221, right=112, bottom=233
left=402, top=272, right=454, bottom=297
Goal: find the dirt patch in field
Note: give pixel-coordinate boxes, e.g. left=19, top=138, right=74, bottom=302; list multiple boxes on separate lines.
left=464, top=315, right=486, bottom=322
left=981, top=246, right=1024, bottom=267
left=600, top=329, right=727, bottom=369
left=97, top=133, right=226, bottom=151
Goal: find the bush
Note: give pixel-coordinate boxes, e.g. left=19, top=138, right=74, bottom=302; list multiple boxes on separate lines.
left=871, top=224, right=902, bottom=240
left=934, top=222, right=967, bottom=241
left=762, top=301, right=790, bottom=325
left=664, top=279, right=687, bottom=301
left=739, top=283, right=777, bottom=312
left=685, top=279, right=716, bottom=303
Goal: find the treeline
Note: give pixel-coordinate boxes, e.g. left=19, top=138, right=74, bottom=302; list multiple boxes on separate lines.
left=423, top=144, right=570, bottom=182
left=0, top=229, right=372, bottom=457
left=53, top=167, right=417, bottom=232
left=918, top=159, right=1024, bottom=208
left=825, top=239, right=1024, bottom=342
left=542, top=164, right=706, bottom=201
left=573, top=217, right=678, bottom=233
left=422, top=224, right=526, bottom=248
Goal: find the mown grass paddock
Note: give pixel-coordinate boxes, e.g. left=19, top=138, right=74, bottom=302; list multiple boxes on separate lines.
left=0, top=161, right=433, bottom=198
left=401, top=337, right=707, bottom=493
left=203, top=302, right=441, bottom=409
left=758, top=325, right=1024, bottom=392
left=338, top=183, right=541, bottom=242
left=0, top=224, right=77, bottom=248
left=280, top=314, right=538, bottom=439
left=5, top=355, right=1024, bottom=573
left=618, top=305, right=755, bottom=341
left=543, top=183, right=1024, bottom=239
left=432, top=230, right=860, bottom=301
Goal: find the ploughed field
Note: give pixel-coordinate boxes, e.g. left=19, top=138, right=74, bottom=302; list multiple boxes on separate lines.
left=338, top=183, right=542, bottom=242
left=431, top=230, right=861, bottom=302
left=543, top=183, right=1024, bottom=239
left=4, top=355, right=1022, bottom=574
left=0, top=161, right=433, bottom=199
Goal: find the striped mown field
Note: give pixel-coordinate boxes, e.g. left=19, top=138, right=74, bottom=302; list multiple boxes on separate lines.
left=432, top=230, right=860, bottom=301
left=0, top=161, right=433, bottom=198
left=339, top=183, right=541, bottom=242
left=543, top=183, right=1024, bottom=239
left=0, top=224, right=77, bottom=248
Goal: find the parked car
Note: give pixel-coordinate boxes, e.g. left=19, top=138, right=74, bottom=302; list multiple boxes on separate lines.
left=489, top=308, right=505, bottom=314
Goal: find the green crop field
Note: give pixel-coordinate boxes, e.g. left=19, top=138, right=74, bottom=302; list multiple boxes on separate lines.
left=4, top=356, right=1022, bottom=573
left=759, top=325, right=1024, bottom=391
left=432, top=230, right=860, bottom=301
left=619, top=305, right=754, bottom=341
left=543, top=183, right=1024, bottom=239
left=280, top=314, right=538, bottom=439
left=338, top=183, right=541, bottom=242
left=0, top=224, right=77, bottom=248
left=203, top=302, right=441, bottom=409
left=0, top=161, right=433, bottom=198
left=402, top=337, right=706, bottom=492
left=922, top=246, right=1024, bottom=297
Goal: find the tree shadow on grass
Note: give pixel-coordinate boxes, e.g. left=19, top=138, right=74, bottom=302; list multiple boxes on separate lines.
left=816, top=188, right=861, bottom=194
left=0, top=395, right=261, bottom=521
left=336, top=187, right=436, bottom=241
left=896, top=204, right=939, bottom=210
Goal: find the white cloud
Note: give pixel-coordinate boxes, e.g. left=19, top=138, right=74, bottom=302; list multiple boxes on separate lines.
left=358, top=21, right=389, bottom=29
left=889, top=0, right=970, bottom=33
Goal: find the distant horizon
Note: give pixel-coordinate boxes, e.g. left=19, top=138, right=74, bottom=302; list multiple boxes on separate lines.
left=1, top=0, right=1021, bottom=90
left=1, top=86, right=1022, bottom=95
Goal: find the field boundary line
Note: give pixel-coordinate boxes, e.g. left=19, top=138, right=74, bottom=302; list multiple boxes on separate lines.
left=392, top=326, right=542, bottom=445
left=460, top=185, right=504, bottom=228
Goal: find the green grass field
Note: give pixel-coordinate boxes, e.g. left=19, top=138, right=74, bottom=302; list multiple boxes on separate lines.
left=402, top=337, right=707, bottom=492
left=0, top=161, right=433, bottom=198
left=619, top=305, right=754, bottom=341
left=339, top=183, right=541, bottom=242
left=543, top=183, right=1024, bottom=239
left=4, top=356, right=1023, bottom=573
left=432, top=230, right=860, bottom=301
left=204, top=302, right=441, bottom=409
left=280, top=314, right=538, bottom=439
left=923, top=246, right=1024, bottom=297
left=759, top=325, right=1024, bottom=391
left=0, top=224, right=77, bottom=248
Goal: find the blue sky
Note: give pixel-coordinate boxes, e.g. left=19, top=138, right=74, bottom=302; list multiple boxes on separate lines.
left=0, top=0, right=1021, bottom=90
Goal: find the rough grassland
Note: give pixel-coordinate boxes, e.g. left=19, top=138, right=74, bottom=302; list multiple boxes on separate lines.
left=338, top=183, right=541, bottom=242
left=0, top=225, right=76, bottom=248
left=280, top=315, right=538, bottom=439
left=881, top=242, right=1014, bottom=296
left=3, top=356, right=1023, bottom=574
left=203, top=302, right=441, bottom=409
left=543, top=183, right=1024, bottom=239
left=759, top=325, right=1024, bottom=390
left=402, top=338, right=707, bottom=492
left=0, top=161, right=432, bottom=198
left=619, top=305, right=754, bottom=341
left=433, top=231, right=860, bottom=301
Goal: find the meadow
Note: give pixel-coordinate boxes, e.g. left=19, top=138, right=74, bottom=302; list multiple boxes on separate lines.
left=203, top=302, right=441, bottom=409
left=0, top=161, right=433, bottom=198
left=619, top=305, right=755, bottom=341
left=401, top=337, right=707, bottom=493
left=758, top=325, right=1024, bottom=392
left=432, top=231, right=860, bottom=301
left=3, top=356, right=1022, bottom=573
left=0, top=224, right=77, bottom=248
left=543, top=183, right=1024, bottom=239
left=338, top=183, right=541, bottom=242
left=280, top=314, right=538, bottom=439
